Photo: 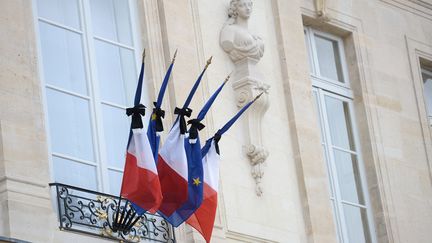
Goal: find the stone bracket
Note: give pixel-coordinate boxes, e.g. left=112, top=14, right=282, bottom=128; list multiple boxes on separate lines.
left=232, top=58, right=270, bottom=196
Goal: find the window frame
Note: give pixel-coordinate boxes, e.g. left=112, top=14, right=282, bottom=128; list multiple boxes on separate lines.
left=305, top=27, right=353, bottom=98
left=305, top=27, right=377, bottom=243
left=33, top=0, right=144, bottom=194
left=421, top=66, right=432, bottom=125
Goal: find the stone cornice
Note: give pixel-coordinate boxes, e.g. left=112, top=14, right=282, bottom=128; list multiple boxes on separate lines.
left=410, top=0, right=432, bottom=10
left=380, top=0, right=432, bottom=20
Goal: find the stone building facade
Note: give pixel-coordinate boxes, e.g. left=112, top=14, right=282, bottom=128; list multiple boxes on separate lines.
left=0, top=0, right=432, bottom=242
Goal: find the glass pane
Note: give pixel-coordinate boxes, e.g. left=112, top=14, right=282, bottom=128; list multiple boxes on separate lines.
left=108, top=170, right=123, bottom=195
left=52, top=156, right=98, bottom=190
left=89, top=0, right=133, bottom=45
left=334, top=150, right=364, bottom=205
left=37, top=0, right=81, bottom=30
left=422, top=71, right=432, bottom=118
left=102, top=105, right=129, bottom=168
left=46, top=89, right=94, bottom=161
left=94, top=40, right=136, bottom=106
left=343, top=204, right=372, bottom=243
left=324, top=95, right=355, bottom=150
left=315, top=34, right=344, bottom=82
left=39, top=22, right=88, bottom=95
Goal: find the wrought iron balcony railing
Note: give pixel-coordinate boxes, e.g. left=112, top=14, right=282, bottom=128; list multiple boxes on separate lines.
left=49, top=183, right=176, bottom=243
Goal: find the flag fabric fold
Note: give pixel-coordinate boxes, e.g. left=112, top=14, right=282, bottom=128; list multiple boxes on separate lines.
left=157, top=120, right=189, bottom=216
left=165, top=75, right=230, bottom=227
left=186, top=93, right=262, bottom=242
left=120, top=51, right=163, bottom=215
left=185, top=139, right=219, bottom=243
left=157, top=57, right=212, bottom=217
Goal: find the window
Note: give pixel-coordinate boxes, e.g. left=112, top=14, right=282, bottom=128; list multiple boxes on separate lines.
left=35, top=0, right=144, bottom=195
left=305, top=27, right=376, bottom=243
left=421, top=65, right=432, bottom=125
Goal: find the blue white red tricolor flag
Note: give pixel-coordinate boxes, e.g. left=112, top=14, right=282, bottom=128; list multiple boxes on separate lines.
left=186, top=93, right=263, bottom=242
left=120, top=50, right=162, bottom=214
left=157, top=57, right=213, bottom=217
left=165, top=74, right=230, bottom=227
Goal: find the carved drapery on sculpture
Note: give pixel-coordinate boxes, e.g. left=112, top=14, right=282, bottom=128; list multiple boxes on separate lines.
left=220, top=0, right=269, bottom=196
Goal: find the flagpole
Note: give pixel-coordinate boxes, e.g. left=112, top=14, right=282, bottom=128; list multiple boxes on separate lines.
left=148, top=50, right=179, bottom=161
left=155, top=49, right=177, bottom=107
left=202, top=92, right=264, bottom=156
left=173, top=56, right=213, bottom=135
left=115, top=49, right=147, bottom=232
left=120, top=48, right=146, bottom=191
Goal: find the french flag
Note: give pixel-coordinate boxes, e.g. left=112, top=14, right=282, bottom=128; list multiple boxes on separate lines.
left=187, top=93, right=263, bottom=242
left=157, top=56, right=213, bottom=217
left=120, top=50, right=162, bottom=214
left=186, top=139, right=220, bottom=243
left=165, top=74, right=230, bottom=226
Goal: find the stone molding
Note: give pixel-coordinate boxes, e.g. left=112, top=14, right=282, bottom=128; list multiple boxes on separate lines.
left=380, top=0, right=432, bottom=20
left=404, top=36, right=432, bottom=179
left=407, top=0, right=432, bottom=9
left=225, top=230, right=279, bottom=243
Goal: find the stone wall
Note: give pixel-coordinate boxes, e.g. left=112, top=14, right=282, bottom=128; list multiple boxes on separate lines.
left=0, top=0, right=431, bottom=242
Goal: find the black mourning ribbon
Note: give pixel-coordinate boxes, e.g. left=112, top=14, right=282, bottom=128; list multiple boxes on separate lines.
left=213, top=132, right=222, bottom=155
left=174, top=107, right=192, bottom=134
left=152, top=102, right=165, bottom=132
left=126, top=104, right=146, bottom=129
left=187, top=119, right=205, bottom=141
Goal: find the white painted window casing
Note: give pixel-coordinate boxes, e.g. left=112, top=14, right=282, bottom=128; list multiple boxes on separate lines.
left=305, top=27, right=377, bottom=243
left=34, top=0, right=145, bottom=195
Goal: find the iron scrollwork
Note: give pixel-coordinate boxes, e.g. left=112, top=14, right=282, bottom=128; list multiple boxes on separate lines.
left=50, top=183, right=176, bottom=243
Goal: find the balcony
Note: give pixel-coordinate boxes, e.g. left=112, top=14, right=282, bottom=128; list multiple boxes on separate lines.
left=49, top=183, right=176, bottom=243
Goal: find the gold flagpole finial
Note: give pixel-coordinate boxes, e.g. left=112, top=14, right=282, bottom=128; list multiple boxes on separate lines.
left=254, top=92, right=264, bottom=101
left=224, top=71, right=233, bottom=84
left=141, top=49, right=146, bottom=63
left=172, top=49, right=178, bottom=63
left=205, top=56, right=213, bottom=69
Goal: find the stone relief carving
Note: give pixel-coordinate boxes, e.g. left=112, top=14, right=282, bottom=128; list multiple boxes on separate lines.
left=220, top=0, right=264, bottom=62
left=220, top=0, right=270, bottom=196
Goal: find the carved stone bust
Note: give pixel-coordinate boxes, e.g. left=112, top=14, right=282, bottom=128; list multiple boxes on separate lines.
left=220, top=0, right=264, bottom=62
left=219, top=0, right=269, bottom=196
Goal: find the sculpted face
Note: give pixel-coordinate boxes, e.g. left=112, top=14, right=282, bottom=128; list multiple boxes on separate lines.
left=236, top=0, right=253, bottom=19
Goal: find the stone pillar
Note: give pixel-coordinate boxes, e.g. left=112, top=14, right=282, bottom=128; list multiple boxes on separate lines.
left=271, top=0, right=338, bottom=242
left=0, top=0, right=54, bottom=242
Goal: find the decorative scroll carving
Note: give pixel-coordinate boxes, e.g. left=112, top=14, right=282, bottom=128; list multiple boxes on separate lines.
left=220, top=0, right=270, bottom=196
left=245, top=144, right=269, bottom=196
